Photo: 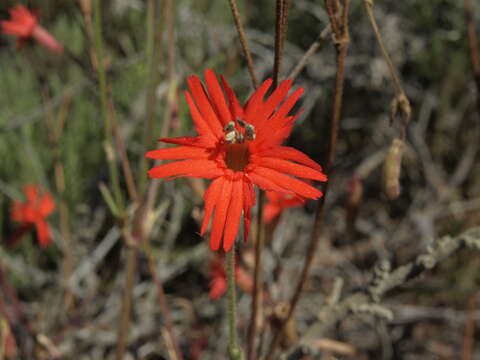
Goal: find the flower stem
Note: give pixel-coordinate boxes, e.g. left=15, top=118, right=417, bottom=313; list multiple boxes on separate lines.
left=115, top=245, right=139, bottom=360
left=138, top=0, right=165, bottom=195
left=92, top=0, right=123, bottom=210
left=227, top=246, right=243, bottom=360
left=265, top=1, right=350, bottom=359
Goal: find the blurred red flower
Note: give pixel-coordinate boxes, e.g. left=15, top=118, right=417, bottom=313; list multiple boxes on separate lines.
left=146, top=69, right=327, bottom=251
left=263, top=191, right=305, bottom=223
left=208, top=256, right=253, bottom=300
left=1, top=5, right=63, bottom=53
left=10, top=185, right=56, bottom=248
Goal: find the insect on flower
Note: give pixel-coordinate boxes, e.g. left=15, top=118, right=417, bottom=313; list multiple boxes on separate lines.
left=146, top=69, right=327, bottom=251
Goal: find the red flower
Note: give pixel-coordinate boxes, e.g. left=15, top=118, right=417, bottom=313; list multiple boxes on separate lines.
left=1, top=5, right=63, bottom=53
left=10, top=185, right=55, bottom=247
left=208, top=256, right=253, bottom=300
left=146, top=69, right=327, bottom=251
left=209, top=258, right=228, bottom=300
left=263, top=191, right=305, bottom=223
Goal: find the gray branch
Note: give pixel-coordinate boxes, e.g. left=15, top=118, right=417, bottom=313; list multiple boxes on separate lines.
left=299, top=226, right=480, bottom=348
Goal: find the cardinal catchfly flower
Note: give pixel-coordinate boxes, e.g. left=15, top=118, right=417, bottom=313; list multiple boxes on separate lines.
left=146, top=69, right=327, bottom=251
left=10, top=185, right=56, bottom=247
left=263, top=191, right=305, bottom=224
left=1, top=5, right=63, bottom=53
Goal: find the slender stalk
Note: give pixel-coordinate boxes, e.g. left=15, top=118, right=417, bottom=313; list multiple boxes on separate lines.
left=109, top=99, right=139, bottom=203
left=247, top=191, right=264, bottom=360
left=143, top=240, right=182, bottom=360
left=227, top=246, right=242, bottom=360
left=288, top=24, right=331, bottom=80
left=42, top=90, right=75, bottom=311
left=227, top=0, right=259, bottom=88
left=464, top=0, right=480, bottom=115
left=248, top=3, right=290, bottom=359
left=92, top=0, right=123, bottom=209
left=138, top=2, right=183, bottom=358
left=138, top=0, right=165, bottom=195
left=462, top=293, right=477, bottom=360
left=115, top=245, right=139, bottom=360
left=265, top=1, right=350, bottom=359
left=272, top=0, right=285, bottom=89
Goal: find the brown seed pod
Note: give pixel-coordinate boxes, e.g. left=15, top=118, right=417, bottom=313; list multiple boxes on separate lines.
left=383, top=138, right=404, bottom=200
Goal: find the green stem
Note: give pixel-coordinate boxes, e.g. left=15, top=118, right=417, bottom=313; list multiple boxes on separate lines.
left=92, top=0, right=123, bottom=210
left=115, top=245, right=139, bottom=360
left=138, top=0, right=164, bottom=195
left=227, top=246, right=243, bottom=360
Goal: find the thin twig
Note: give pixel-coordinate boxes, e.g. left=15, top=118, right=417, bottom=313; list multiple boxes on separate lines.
left=265, top=1, right=350, bottom=358
left=138, top=0, right=165, bottom=195
left=288, top=24, right=331, bottom=81
left=43, top=91, right=75, bottom=311
left=109, top=99, right=139, bottom=203
left=248, top=2, right=291, bottom=359
left=464, top=0, right=480, bottom=115
left=115, top=246, right=139, bottom=360
left=462, top=293, right=477, bottom=360
left=92, top=0, right=123, bottom=210
left=227, top=246, right=242, bottom=360
left=137, top=2, right=183, bottom=359
left=364, top=0, right=411, bottom=139
left=227, top=0, right=259, bottom=88
left=272, top=0, right=285, bottom=89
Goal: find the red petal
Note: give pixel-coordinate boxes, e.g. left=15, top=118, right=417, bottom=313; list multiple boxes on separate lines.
left=185, top=91, right=221, bottom=139
left=39, top=194, right=55, bottom=216
left=209, top=277, right=227, bottom=300
left=223, top=179, right=243, bottom=251
left=187, top=75, right=224, bottom=136
left=255, top=146, right=323, bottom=171
left=158, top=136, right=213, bottom=148
left=146, top=146, right=209, bottom=160
left=35, top=219, right=52, bottom=247
left=148, top=159, right=222, bottom=180
left=260, top=79, right=293, bottom=118
left=24, top=184, right=39, bottom=204
left=253, top=167, right=323, bottom=199
left=32, top=25, right=64, bottom=54
left=244, top=78, right=273, bottom=125
left=272, top=87, right=304, bottom=119
left=210, top=179, right=233, bottom=251
left=255, top=114, right=298, bottom=148
left=204, top=69, right=232, bottom=126
left=221, top=75, right=244, bottom=120
left=263, top=203, right=281, bottom=223
left=256, top=87, right=304, bottom=139
left=252, top=157, right=327, bottom=181
left=242, top=180, right=255, bottom=242
left=247, top=170, right=292, bottom=194
left=201, top=177, right=224, bottom=235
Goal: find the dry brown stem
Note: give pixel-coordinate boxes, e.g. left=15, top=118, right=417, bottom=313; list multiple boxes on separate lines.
left=265, top=1, right=350, bottom=359
left=228, top=0, right=259, bottom=88
left=464, top=0, right=480, bottom=115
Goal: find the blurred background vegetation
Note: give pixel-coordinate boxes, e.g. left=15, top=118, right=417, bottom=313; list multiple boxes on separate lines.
left=0, top=0, right=480, bottom=359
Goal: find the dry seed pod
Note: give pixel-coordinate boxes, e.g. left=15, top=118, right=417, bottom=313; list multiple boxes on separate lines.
left=390, top=93, right=411, bottom=128
left=383, top=138, right=404, bottom=200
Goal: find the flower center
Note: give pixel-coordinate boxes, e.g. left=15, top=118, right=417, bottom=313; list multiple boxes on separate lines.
left=225, top=143, right=249, bottom=172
